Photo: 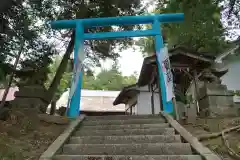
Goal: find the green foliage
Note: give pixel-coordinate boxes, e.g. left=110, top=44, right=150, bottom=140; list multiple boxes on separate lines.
left=135, top=35, right=155, bottom=57
left=234, top=90, right=240, bottom=96
left=30, top=0, right=143, bottom=65
left=137, top=0, right=231, bottom=56
left=0, top=0, right=57, bottom=92
left=83, top=63, right=138, bottom=91
left=123, top=72, right=138, bottom=87
left=0, top=0, right=56, bottom=71
left=1, top=0, right=142, bottom=90
left=161, top=0, right=227, bottom=54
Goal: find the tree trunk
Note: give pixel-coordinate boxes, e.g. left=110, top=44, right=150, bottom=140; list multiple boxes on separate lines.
left=50, top=99, right=56, bottom=115
left=0, top=41, right=24, bottom=110
left=46, top=33, right=75, bottom=103
left=46, top=0, right=88, bottom=104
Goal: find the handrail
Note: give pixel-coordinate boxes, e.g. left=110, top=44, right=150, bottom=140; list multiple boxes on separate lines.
left=161, top=111, right=221, bottom=160
left=39, top=115, right=85, bottom=160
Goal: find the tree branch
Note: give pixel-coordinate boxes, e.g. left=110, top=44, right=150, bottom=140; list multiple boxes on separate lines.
left=197, top=125, right=240, bottom=141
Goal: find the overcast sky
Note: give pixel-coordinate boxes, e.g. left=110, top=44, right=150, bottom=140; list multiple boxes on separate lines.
left=94, top=46, right=144, bottom=76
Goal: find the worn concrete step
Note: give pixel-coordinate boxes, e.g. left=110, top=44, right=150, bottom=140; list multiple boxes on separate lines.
left=86, top=114, right=165, bottom=120
left=81, top=123, right=169, bottom=130
left=69, top=135, right=181, bottom=144
left=83, top=118, right=166, bottom=126
left=54, top=155, right=202, bottom=160
left=62, top=143, right=192, bottom=155
left=74, top=128, right=175, bottom=136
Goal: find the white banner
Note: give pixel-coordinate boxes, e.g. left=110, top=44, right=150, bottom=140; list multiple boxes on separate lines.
left=69, top=59, right=82, bottom=99
left=156, top=47, right=174, bottom=102
left=68, top=44, right=86, bottom=100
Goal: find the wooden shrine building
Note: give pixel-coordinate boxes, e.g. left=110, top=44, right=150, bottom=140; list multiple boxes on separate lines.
left=113, top=46, right=231, bottom=118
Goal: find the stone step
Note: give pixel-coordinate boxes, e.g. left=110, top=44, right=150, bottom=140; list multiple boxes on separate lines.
left=86, top=114, right=164, bottom=120
left=62, top=143, right=192, bottom=155
left=54, top=155, right=202, bottom=160
left=69, top=135, right=181, bottom=144
left=74, top=128, right=175, bottom=136
left=81, top=123, right=170, bottom=130
left=83, top=118, right=166, bottom=126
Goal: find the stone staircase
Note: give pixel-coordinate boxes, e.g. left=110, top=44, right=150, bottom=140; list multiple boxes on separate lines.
left=53, top=115, right=203, bottom=160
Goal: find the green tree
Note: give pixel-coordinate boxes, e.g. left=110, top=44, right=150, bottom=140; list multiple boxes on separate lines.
left=234, top=90, right=240, bottom=96
left=92, top=62, right=125, bottom=90
left=1, top=0, right=143, bottom=104
left=0, top=0, right=56, bottom=72
left=0, top=0, right=57, bottom=111
left=39, top=0, right=143, bottom=103
left=137, top=0, right=230, bottom=56
left=82, top=74, right=96, bottom=90
left=123, top=71, right=138, bottom=86
left=136, top=34, right=155, bottom=57
left=163, top=0, right=227, bottom=54
left=82, top=62, right=138, bottom=91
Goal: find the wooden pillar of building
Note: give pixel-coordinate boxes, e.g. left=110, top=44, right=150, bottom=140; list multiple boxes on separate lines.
left=155, top=64, right=164, bottom=112
left=193, top=69, right=200, bottom=114
left=151, top=84, right=155, bottom=114
left=172, top=95, right=179, bottom=120
left=130, top=106, right=133, bottom=115
left=148, top=83, right=155, bottom=115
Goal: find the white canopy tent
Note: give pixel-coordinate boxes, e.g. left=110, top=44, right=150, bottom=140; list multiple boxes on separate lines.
left=48, top=89, right=125, bottom=112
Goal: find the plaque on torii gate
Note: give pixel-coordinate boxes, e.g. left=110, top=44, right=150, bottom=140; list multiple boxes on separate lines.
left=50, top=13, right=184, bottom=118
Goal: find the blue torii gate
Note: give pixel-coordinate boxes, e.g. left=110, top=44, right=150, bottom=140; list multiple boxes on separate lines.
left=51, top=13, right=184, bottom=118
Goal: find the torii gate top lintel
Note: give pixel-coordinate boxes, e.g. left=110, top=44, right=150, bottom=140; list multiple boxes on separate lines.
left=51, top=13, right=184, bottom=29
